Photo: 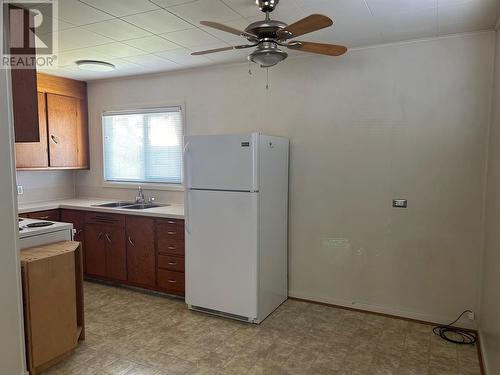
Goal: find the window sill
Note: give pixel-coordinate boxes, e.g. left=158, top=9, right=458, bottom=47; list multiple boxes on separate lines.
left=102, top=181, right=185, bottom=192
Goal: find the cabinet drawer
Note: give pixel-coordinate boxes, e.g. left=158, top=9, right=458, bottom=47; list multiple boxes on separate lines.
left=29, top=209, right=60, bottom=221
left=158, top=255, right=184, bottom=272
left=157, top=238, right=184, bottom=257
left=85, top=212, right=125, bottom=227
left=157, top=269, right=184, bottom=294
left=156, top=219, right=184, bottom=240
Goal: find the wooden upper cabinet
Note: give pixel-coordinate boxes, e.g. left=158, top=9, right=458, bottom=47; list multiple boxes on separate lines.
left=15, top=92, right=48, bottom=168
left=47, top=93, right=79, bottom=167
left=7, top=6, right=40, bottom=142
left=15, top=73, right=89, bottom=170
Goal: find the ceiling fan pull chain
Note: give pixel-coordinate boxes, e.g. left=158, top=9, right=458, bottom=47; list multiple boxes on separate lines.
left=248, top=61, right=252, bottom=75
left=266, top=68, right=270, bottom=90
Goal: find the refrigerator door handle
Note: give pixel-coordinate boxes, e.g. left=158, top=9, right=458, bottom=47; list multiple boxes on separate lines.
left=184, top=141, right=191, bottom=234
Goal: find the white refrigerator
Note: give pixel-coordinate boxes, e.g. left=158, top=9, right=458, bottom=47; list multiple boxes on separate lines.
left=184, top=132, right=289, bottom=323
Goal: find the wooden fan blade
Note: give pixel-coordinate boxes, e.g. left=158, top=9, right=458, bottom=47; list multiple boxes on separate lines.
left=279, top=14, right=333, bottom=39
left=200, top=21, right=257, bottom=39
left=288, top=41, right=347, bottom=56
left=191, top=46, right=234, bottom=55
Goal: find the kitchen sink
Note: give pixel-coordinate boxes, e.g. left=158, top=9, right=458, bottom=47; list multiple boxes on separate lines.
left=123, top=204, right=166, bottom=210
left=93, top=202, right=136, bottom=208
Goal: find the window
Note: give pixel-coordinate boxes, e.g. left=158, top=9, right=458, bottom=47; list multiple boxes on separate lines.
left=103, top=107, right=183, bottom=185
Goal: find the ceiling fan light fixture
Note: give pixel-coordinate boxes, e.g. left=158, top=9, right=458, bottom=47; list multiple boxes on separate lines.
left=76, top=60, right=116, bottom=72
left=248, top=42, right=288, bottom=67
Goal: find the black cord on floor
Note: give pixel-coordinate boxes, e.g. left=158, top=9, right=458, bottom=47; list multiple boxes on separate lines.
left=433, top=310, right=477, bottom=345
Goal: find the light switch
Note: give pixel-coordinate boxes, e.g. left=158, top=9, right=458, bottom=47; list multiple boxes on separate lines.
left=393, top=199, right=407, bottom=208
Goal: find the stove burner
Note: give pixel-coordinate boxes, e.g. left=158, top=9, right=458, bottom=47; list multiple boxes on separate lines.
left=18, top=218, right=24, bottom=222
left=26, top=221, right=54, bottom=228
left=19, top=227, right=24, bottom=231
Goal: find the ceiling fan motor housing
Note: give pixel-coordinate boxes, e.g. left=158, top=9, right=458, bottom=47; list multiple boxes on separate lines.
left=256, top=0, right=279, bottom=13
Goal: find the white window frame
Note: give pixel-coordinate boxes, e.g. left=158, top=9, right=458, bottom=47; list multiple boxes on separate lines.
left=100, top=103, right=186, bottom=192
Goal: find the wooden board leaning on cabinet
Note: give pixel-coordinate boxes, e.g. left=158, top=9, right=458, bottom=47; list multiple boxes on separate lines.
left=20, top=241, right=85, bottom=375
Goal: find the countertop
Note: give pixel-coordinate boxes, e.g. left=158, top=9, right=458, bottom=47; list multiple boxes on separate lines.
left=18, top=198, right=184, bottom=219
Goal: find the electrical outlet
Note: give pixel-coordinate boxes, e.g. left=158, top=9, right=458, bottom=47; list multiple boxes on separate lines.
left=468, top=311, right=475, bottom=321
left=16, top=185, right=24, bottom=196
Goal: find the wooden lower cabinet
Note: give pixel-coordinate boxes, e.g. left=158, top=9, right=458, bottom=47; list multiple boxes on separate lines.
left=126, top=216, right=155, bottom=288
left=60, top=209, right=86, bottom=273
left=23, top=209, right=60, bottom=221
left=55, top=209, right=185, bottom=296
left=104, top=225, right=127, bottom=281
left=84, top=224, right=106, bottom=278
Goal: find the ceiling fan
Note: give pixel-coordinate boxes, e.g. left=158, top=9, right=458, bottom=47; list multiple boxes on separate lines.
left=191, top=0, right=347, bottom=68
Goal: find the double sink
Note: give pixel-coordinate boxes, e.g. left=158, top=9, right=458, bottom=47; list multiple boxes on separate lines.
left=93, top=202, right=169, bottom=210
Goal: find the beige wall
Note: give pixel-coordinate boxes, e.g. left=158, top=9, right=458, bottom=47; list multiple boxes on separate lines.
left=480, top=30, right=500, bottom=374
left=0, top=68, right=27, bottom=373
left=16, top=170, right=75, bottom=204
left=78, top=32, right=495, bottom=325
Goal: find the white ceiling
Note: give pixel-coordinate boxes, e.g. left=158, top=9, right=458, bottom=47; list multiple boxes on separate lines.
left=37, top=0, right=500, bottom=81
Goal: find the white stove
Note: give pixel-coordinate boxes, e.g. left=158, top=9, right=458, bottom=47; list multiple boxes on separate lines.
left=18, top=218, right=74, bottom=250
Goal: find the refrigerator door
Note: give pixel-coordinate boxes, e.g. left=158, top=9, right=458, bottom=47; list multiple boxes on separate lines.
left=185, top=189, right=258, bottom=319
left=185, top=133, right=259, bottom=192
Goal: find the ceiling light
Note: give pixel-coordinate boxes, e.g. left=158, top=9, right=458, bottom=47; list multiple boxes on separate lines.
left=76, top=60, right=115, bottom=72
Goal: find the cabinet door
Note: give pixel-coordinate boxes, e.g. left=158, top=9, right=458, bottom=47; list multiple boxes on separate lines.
left=76, top=98, right=89, bottom=169
left=84, top=224, right=106, bottom=278
left=104, top=226, right=127, bottom=281
left=47, top=93, right=78, bottom=167
left=8, top=6, right=40, bottom=143
left=61, top=210, right=86, bottom=272
left=15, top=92, right=49, bottom=168
left=28, top=209, right=60, bottom=221
left=126, top=216, right=155, bottom=287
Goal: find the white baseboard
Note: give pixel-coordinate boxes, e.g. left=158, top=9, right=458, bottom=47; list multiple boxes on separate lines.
left=288, top=291, right=478, bottom=330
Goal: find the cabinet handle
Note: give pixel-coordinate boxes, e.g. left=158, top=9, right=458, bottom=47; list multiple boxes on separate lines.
left=128, top=236, right=135, bottom=247
left=167, top=262, right=177, bottom=266
left=167, top=231, right=176, bottom=235
left=51, top=135, right=58, bottom=144
left=105, top=233, right=112, bottom=243
left=167, top=221, right=176, bottom=224
left=97, top=232, right=103, bottom=240
left=38, top=216, right=50, bottom=220
left=76, top=229, right=84, bottom=235
left=167, top=280, right=177, bottom=283
left=167, top=246, right=176, bottom=250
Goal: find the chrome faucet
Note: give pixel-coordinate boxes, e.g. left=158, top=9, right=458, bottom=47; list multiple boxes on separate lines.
left=135, top=186, right=146, bottom=204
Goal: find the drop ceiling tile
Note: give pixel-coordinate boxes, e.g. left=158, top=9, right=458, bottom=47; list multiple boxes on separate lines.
left=295, top=0, right=370, bottom=17
left=156, top=48, right=212, bottom=65
left=58, top=28, right=114, bottom=51
left=58, top=0, right=113, bottom=25
left=365, top=0, right=437, bottom=16
left=168, top=0, right=242, bottom=24
left=375, top=8, right=438, bottom=43
left=83, top=19, right=150, bottom=41
left=124, top=54, right=179, bottom=69
left=91, top=42, right=146, bottom=58
left=80, top=0, right=160, bottom=17
left=150, top=0, right=197, bottom=7
left=123, top=9, right=193, bottom=34
left=162, top=28, right=225, bottom=48
left=438, top=0, right=499, bottom=34
left=124, top=35, right=180, bottom=52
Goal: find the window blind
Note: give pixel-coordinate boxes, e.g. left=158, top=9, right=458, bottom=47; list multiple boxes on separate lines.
left=103, top=107, right=183, bottom=184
